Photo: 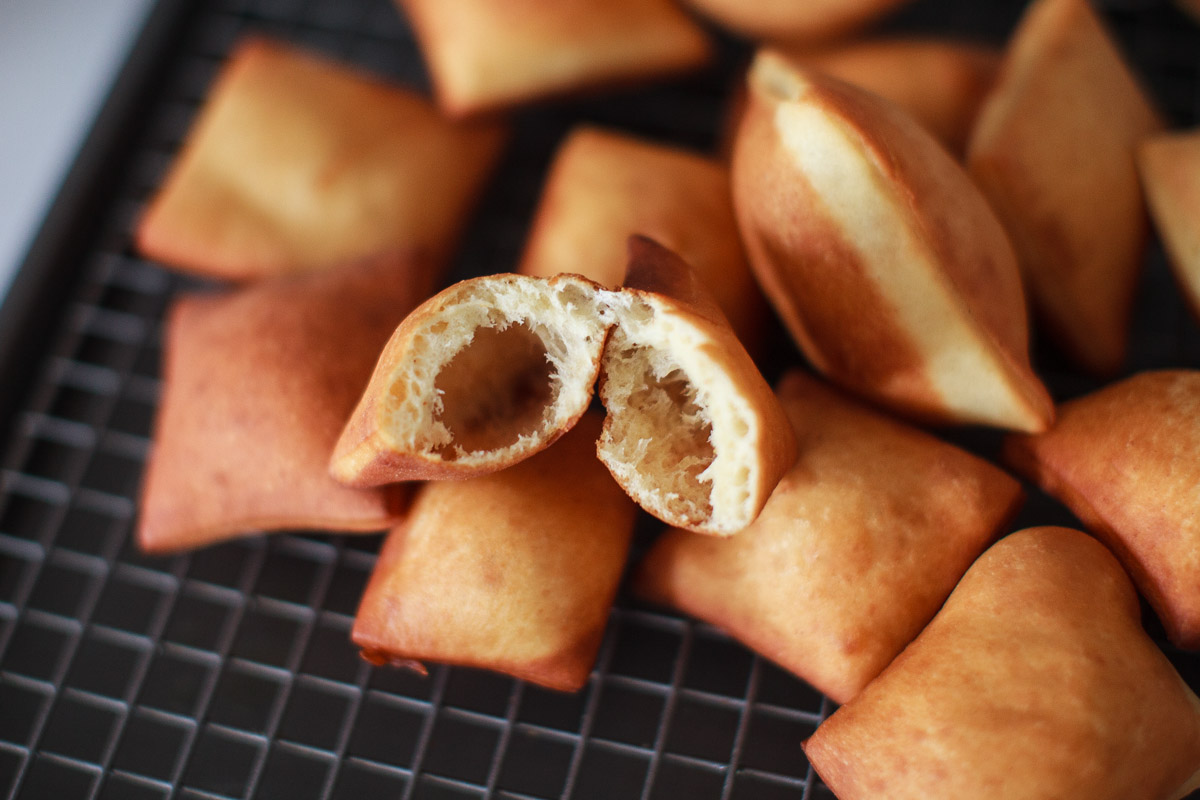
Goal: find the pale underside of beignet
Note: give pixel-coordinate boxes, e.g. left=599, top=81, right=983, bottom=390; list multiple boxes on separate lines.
left=330, top=273, right=611, bottom=485
left=518, top=125, right=765, bottom=349
left=353, top=414, right=636, bottom=692
left=779, top=37, right=1000, bottom=155
left=136, top=36, right=508, bottom=281
left=966, top=0, right=1163, bottom=375
left=597, top=237, right=796, bottom=536
left=396, top=0, right=711, bottom=117
left=138, top=252, right=432, bottom=553
left=1004, top=370, right=1200, bottom=650
left=634, top=370, right=1022, bottom=703
left=731, top=50, right=1053, bottom=433
left=680, top=0, right=914, bottom=44
left=1138, top=130, right=1200, bottom=320
left=804, top=527, right=1200, bottom=800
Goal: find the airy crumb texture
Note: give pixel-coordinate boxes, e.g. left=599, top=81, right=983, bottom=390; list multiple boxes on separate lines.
left=597, top=237, right=796, bottom=535
left=331, top=273, right=612, bottom=484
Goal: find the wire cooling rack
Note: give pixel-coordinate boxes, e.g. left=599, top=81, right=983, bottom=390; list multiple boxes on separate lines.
left=1, top=1, right=1199, bottom=798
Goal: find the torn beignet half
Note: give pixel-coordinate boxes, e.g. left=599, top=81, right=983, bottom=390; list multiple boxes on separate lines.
left=353, top=414, right=637, bottom=692
left=634, top=370, right=1023, bottom=703
left=597, top=236, right=796, bottom=536
left=804, top=527, right=1200, bottom=800
left=331, top=273, right=611, bottom=485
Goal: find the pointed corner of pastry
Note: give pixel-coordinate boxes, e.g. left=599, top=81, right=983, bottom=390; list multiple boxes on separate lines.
left=598, top=238, right=796, bottom=536
left=330, top=272, right=614, bottom=485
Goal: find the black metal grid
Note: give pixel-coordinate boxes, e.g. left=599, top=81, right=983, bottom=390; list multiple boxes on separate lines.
left=1, top=0, right=1199, bottom=798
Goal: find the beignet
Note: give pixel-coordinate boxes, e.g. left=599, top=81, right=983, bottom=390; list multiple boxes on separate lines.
left=731, top=51, right=1052, bottom=432
left=136, top=37, right=507, bottom=280
left=138, top=252, right=432, bottom=553
left=681, top=0, right=914, bottom=44
left=804, top=527, right=1200, bottom=800
left=1004, top=370, right=1200, bottom=649
left=1138, top=130, right=1200, bottom=319
left=353, top=414, right=636, bottom=692
left=635, top=370, right=1022, bottom=703
left=518, top=125, right=764, bottom=348
left=967, top=0, right=1163, bottom=374
left=397, top=0, right=711, bottom=117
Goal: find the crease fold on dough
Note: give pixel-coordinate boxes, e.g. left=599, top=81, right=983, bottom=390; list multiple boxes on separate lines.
left=138, top=250, right=435, bottom=553
left=634, top=369, right=1023, bottom=703
left=731, top=50, right=1052, bottom=432
left=1004, top=370, right=1200, bottom=650
left=518, top=125, right=766, bottom=349
left=804, top=526, right=1200, bottom=800
left=136, top=36, right=508, bottom=281
left=396, top=0, right=711, bottom=117
left=966, top=0, right=1164, bottom=375
left=353, top=413, right=636, bottom=692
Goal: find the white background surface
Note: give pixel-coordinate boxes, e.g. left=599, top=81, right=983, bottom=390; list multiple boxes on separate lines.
left=0, top=0, right=157, bottom=304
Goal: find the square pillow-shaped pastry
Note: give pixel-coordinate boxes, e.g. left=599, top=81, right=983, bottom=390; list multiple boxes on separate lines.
left=635, top=370, right=1022, bottom=703
left=137, top=251, right=434, bottom=553
left=397, top=0, right=711, bottom=117
left=966, top=0, right=1163, bottom=375
left=353, top=414, right=636, bottom=692
left=136, top=37, right=508, bottom=281
left=805, top=527, right=1200, bottom=800
left=518, top=126, right=765, bottom=349
left=1004, top=370, right=1200, bottom=649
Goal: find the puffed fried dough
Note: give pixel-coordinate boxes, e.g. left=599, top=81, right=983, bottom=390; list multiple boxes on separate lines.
left=353, top=414, right=636, bottom=692
left=731, top=51, right=1052, bottom=432
left=330, top=273, right=612, bottom=485
left=634, top=370, right=1022, bottom=703
left=966, top=0, right=1163, bottom=375
left=804, top=527, right=1200, bottom=800
left=1138, top=130, right=1200, bottom=319
left=1004, top=371, right=1200, bottom=649
left=597, top=237, right=796, bottom=536
left=780, top=38, right=1000, bottom=154
left=136, top=37, right=507, bottom=280
left=681, top=0, right=913, bottom=43
left=518, top=126, right=765, bottom=348
left=138, top=252, right=433, bottom=553
left=397, top=0, right=711, bottom=117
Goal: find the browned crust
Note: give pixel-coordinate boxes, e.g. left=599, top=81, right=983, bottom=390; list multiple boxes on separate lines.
left=397, top=0, right=711, bottom=117
left=634, top=369, right=1023, bottom=703
left=1137, top=131, right=1200, bottom=323
left=351, top=415, right=635, bottom=692
left=681, top=0, right=915, bottom=43
left=137, top=251, right=433, bottom=553
left=136, top=36, right=508, bottom=281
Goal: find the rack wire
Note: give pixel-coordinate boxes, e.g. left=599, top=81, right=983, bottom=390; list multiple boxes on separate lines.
left=1, top=0, right=1198, bottom=798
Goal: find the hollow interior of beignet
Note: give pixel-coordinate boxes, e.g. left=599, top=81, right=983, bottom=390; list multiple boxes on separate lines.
left=599, top=297, right=756, bottom=533
left=387, top=277, right=609, bottom=467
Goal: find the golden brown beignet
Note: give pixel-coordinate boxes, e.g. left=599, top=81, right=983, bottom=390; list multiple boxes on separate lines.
left=1138, top=130, right=1200, bottom=319
left=518, top=126, right=765, bottom=348
left=681, top=0, right=913, bottom=44
left=1004, top=370, right=1200, bottom=649
left=138, top=252, right=433, bottom=553
left=731, top=51, right=1052, bottom=433
left=804, top=527, right=1200, bottom=800
left=597, top=237, right=796, bottom=535
left=966, top=0, right=1163, bottom=375
left=634, top=370, right=1022, bottom=703
left=779, top=38, right=1000, bottom=155
left=396, top=0, right=711, bottom=117
left=353, top=414, right=636, bottom=692
left=330, top=272, right=612, bottom=485
left=136, top=37, right=507, bottom=281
